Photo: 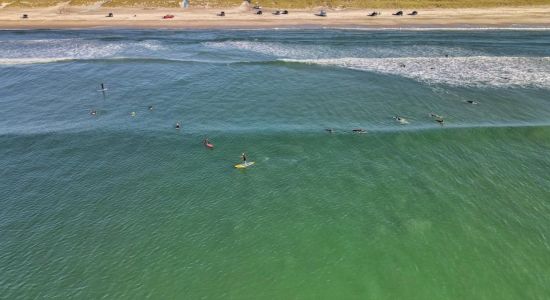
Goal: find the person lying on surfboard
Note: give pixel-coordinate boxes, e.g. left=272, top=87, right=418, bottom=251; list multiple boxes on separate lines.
left=203, top=138, right=214, bottom=149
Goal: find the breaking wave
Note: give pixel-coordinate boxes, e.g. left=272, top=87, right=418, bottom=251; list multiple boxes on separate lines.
left=282, top=56, right=550, bottom=88
left=0, top=57, right=75, bottom=65
left=3, top=36, right=550, bottom=88
left=203, top=40, right=485, bottom=59
left=0, top=38, right=166, bottom=64
left=205, top=40, right=550, bottom=88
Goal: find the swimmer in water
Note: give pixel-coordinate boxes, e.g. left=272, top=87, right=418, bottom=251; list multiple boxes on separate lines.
left=352, top=128, right=367, bottom=133
left=175, top=122, right=181, bottom=129
left=466, top=100, right=478, bottom=105
left=430, top=113, right=444, bottom=125
left=148, top=105, right=154, bottom=111
left=393, top=116, right=409, bottom=124
left=325, top=128, right=334, bottom=133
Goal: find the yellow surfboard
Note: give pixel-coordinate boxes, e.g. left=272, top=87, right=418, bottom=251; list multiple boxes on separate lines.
left=235, top=162, right=255, bottom=169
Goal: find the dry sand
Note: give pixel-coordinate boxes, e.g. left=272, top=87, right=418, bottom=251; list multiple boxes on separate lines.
left=1, top=4, right=550, bottom=29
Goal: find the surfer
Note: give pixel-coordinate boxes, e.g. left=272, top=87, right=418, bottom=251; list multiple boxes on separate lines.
left=203, top=138, right=213, bottom=149
left=430, top=113, right=444, bottom=125
left=466, top=100, right=478, bottom=104
left=352, top=128, right=367, bottom=133
left=148, top=105, right=154, bottom=111
left=241, top=152, right=247, bottom=164
left=325, top=128, right=334, bottom=133
left=175, top=122, right=181, bottom=129
left=393, top=115, right=408, bottom=124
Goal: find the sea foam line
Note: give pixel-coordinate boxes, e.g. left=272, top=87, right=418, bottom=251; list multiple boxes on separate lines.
left=0, top=57, right=75, bottom=65
left=282, top=56, right=550, bottom=88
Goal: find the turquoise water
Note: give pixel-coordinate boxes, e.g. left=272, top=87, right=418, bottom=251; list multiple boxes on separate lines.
left=1, top=29, right=550, bottom=298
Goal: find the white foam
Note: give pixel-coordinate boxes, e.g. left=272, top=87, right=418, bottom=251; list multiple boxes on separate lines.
left=204, top=40, right=550, bottom=87
left=283, top=56, right=550, bottom=87
left=203, top=41, right=482, bottom=59
left=0, top=57, right=75, bottom=65
left=326, top=27, right=550, bottom=31
left=0, top=38, right=166, bottom=65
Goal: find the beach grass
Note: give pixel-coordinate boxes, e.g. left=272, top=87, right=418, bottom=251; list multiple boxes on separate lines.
left=4, top=0, right=550, bottom=8
left=7, top=0, right=66, bottom=8
left=102, top=0, right=180, bottom=7
left=68, top=0, right=107, bottom=6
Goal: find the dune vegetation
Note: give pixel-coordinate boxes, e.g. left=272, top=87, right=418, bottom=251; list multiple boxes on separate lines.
left=3, top=0, right=550, bottom=8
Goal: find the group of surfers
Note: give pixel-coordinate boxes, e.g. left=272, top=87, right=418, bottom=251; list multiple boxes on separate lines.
left=91, top=83, right=479, bottom=168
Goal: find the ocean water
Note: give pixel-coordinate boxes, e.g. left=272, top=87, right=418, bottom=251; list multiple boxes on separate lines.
left=1, top=29, right=550, bottom=299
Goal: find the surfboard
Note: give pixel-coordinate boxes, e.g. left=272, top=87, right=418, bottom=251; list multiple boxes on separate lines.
left=97, top=89, right=108, bottom=92
left=235, top=162, right=255, bottom=169
left=205, top=143, right=214, bottom=149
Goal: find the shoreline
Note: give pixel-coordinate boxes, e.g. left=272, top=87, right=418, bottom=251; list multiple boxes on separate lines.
left=1, top=6, right=550, bottom=30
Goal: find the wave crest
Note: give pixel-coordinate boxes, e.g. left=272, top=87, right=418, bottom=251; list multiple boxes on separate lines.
left=282, top=56, right=550, bottom=87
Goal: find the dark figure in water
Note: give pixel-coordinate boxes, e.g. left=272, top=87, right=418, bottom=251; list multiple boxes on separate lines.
left=466, top=100, right=478, bottom=104
left=325, top=128, right=334, bottom=133
left=175, top=122, right=181, bottom=129
left=352, top=128, right=367, bottom=133
left=435, top=118, right=444, bottom=125
left=148, top=105, right=154, bottom=111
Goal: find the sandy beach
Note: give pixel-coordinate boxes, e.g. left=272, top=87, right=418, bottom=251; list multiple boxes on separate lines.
left=1, top=5, right=550, bottom=29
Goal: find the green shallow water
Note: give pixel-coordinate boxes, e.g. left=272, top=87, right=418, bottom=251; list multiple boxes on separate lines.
left=1, top=29, right=550, bottom=298
left=3, top=127, right=550, bottom=298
